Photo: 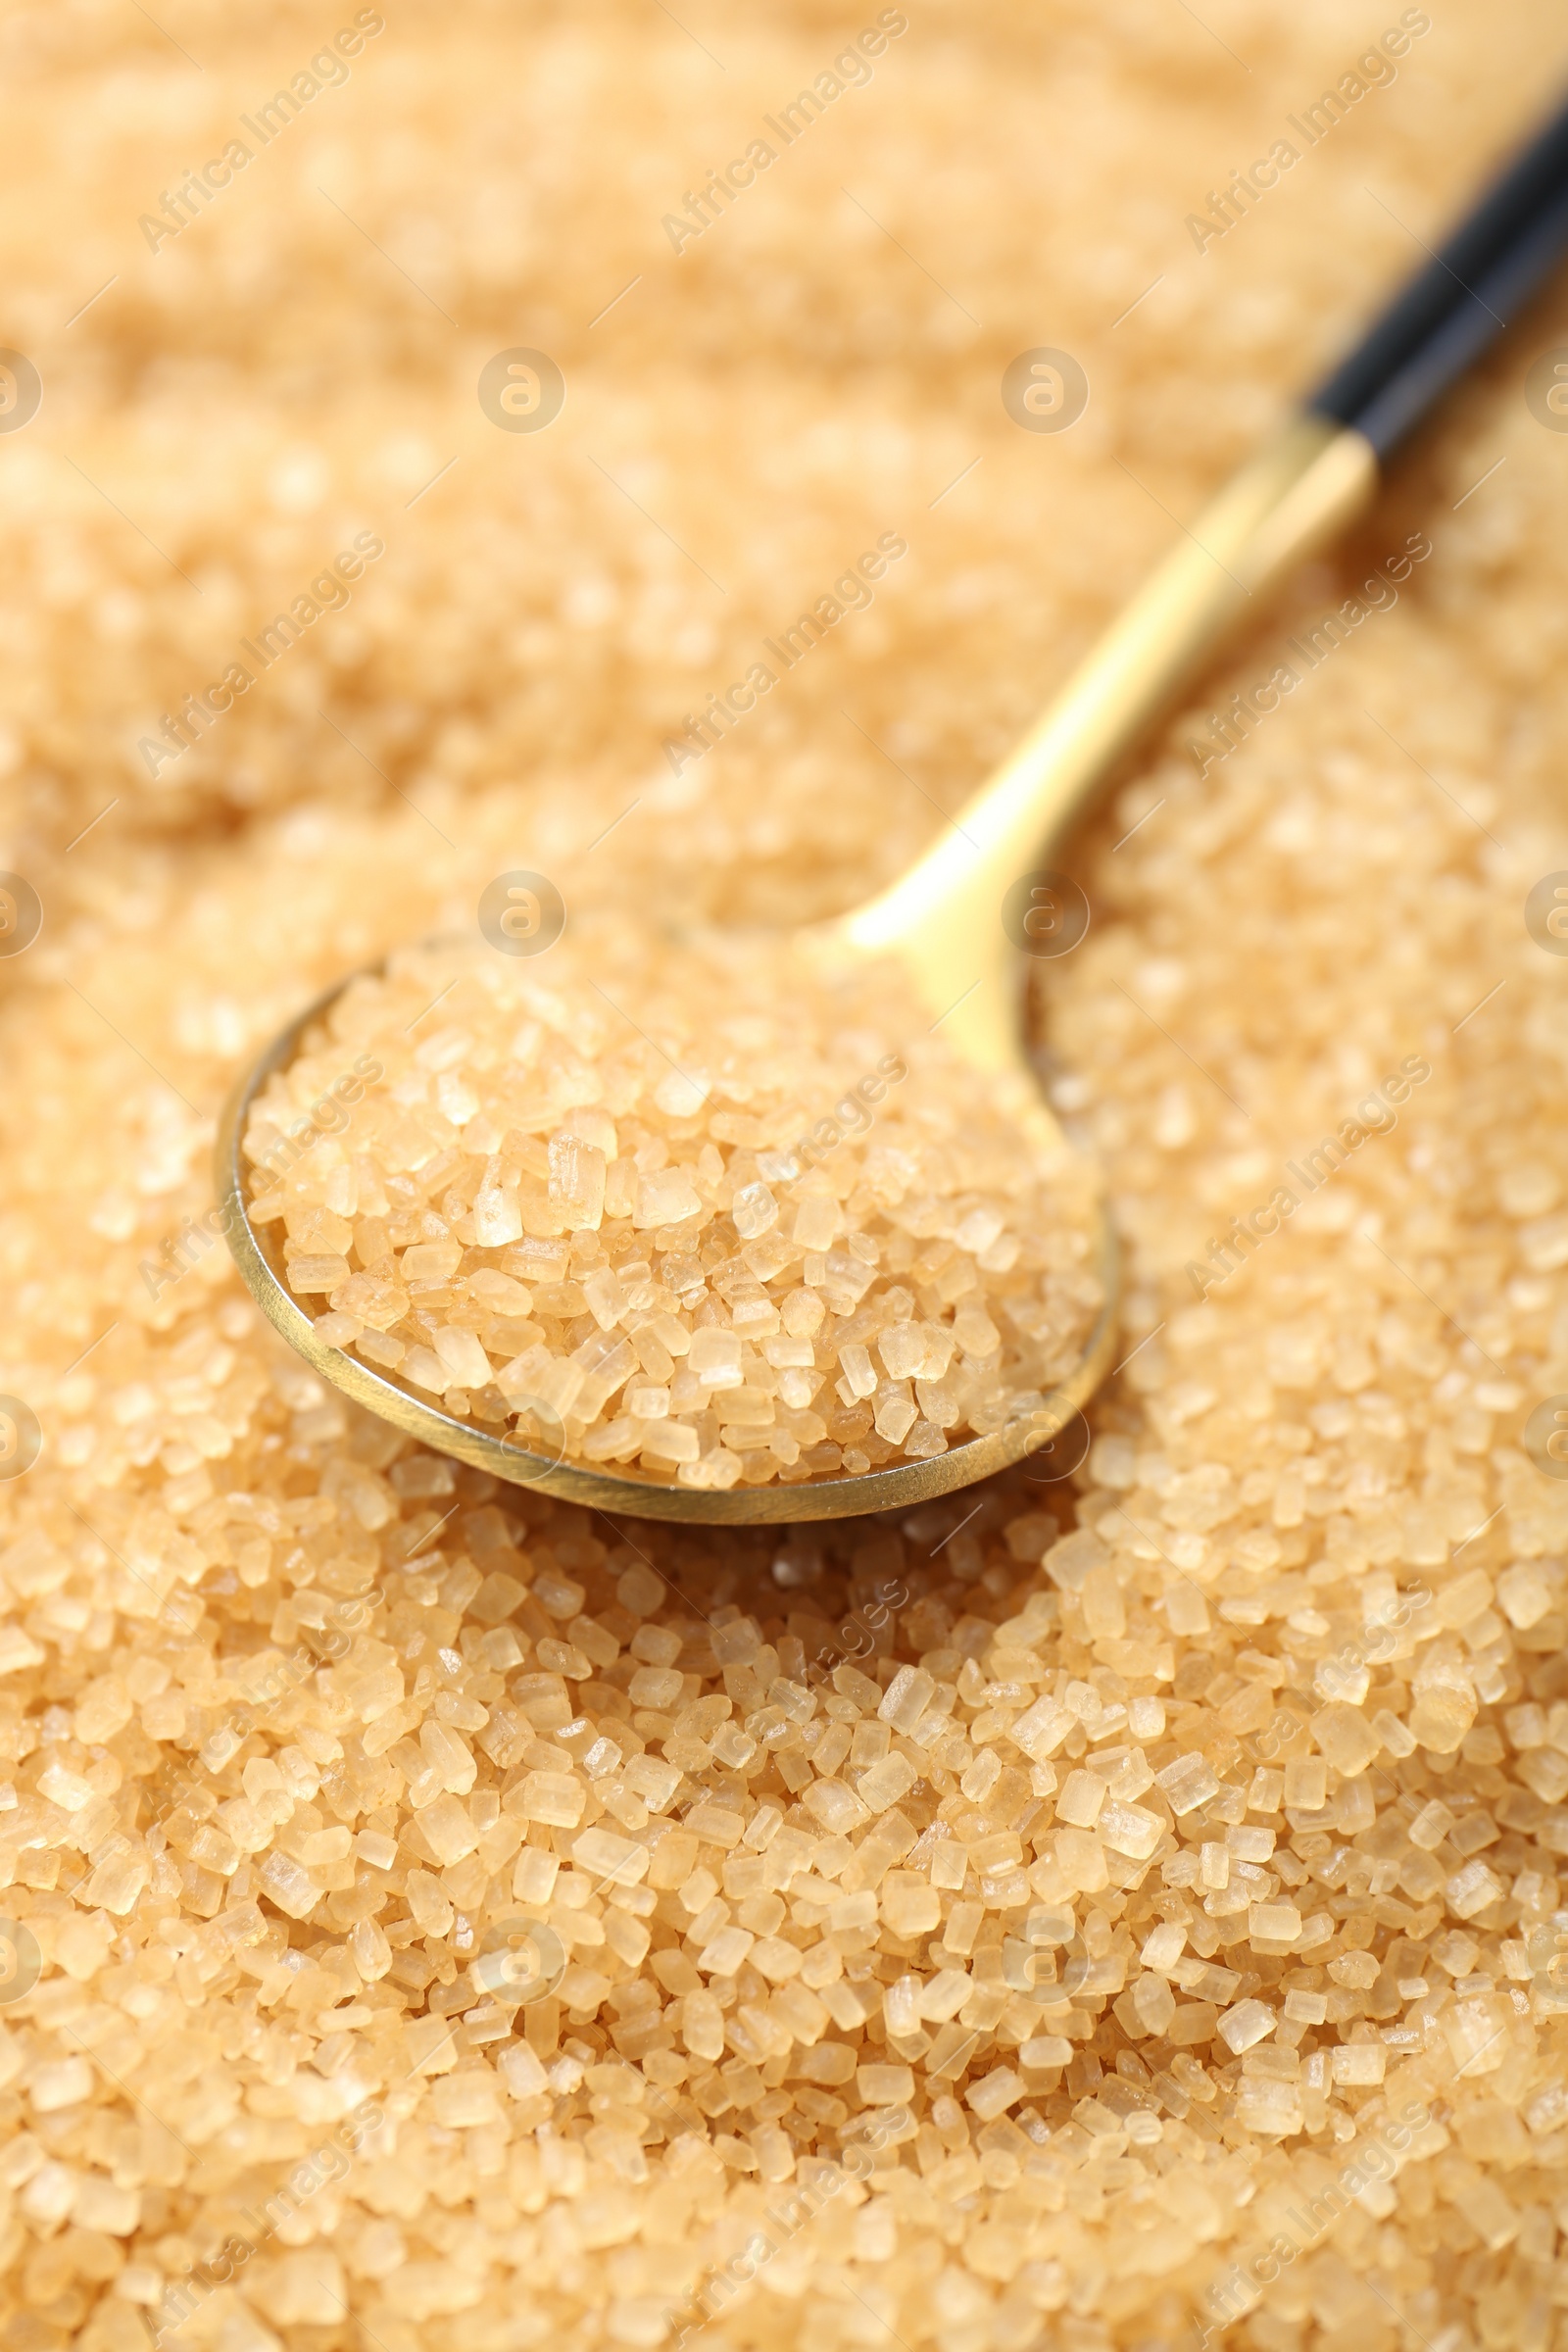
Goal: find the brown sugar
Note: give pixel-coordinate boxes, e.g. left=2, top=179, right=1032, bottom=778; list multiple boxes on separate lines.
left=250, top=927, right=1102, bottom=1488
left=1, top=3, right=1567, bottom=2347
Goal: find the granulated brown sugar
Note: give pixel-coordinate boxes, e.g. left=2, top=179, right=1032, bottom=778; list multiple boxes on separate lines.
left=5, top=5, right=1568, bottom=2352
left=251, top=929, right=1101, bottom=1489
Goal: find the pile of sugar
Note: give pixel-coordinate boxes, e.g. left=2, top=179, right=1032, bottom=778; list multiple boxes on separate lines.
left=5, top=3, right=1542, bottom=924
left=2, top=2, right=1568, bottom=2349
left=248, top=931, right=1102, bottom=1489
left=6, top=682, right=1568, bottom=2352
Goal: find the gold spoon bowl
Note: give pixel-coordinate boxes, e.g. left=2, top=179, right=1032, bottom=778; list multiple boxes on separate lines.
left=217, top=412, right=1375, bottom=1523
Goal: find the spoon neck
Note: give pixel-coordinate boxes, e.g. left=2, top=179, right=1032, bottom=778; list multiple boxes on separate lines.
left=843, top=411, right=1377, bottom=1047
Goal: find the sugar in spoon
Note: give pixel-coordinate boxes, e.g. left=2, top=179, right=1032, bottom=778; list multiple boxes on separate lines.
left=217, top=85, right=1568, bottom=1523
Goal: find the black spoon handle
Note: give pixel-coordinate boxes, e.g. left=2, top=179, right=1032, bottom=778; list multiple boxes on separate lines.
left=1309, top=86, right=1568, bottom=458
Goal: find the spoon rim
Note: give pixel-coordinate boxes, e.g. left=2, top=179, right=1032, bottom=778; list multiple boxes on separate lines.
left=215, top=961, right=1120, bottom=1526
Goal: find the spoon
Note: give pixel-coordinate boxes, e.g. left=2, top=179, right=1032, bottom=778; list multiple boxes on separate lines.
left=217, top=87, right=1568, bottom=1524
